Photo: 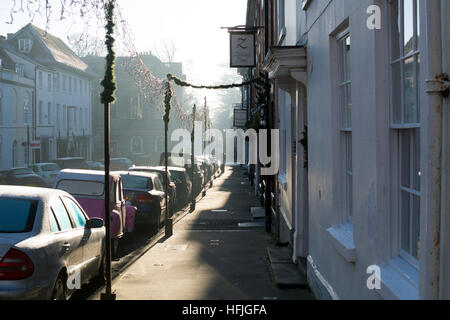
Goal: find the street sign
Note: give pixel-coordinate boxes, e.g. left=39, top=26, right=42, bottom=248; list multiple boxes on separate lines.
left=233, top=109, right=247, bottom=128
left=29, top=141, right=41, bottom=148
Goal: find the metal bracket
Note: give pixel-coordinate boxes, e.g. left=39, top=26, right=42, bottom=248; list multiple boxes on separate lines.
left=426, top=74, right=450, bottom=97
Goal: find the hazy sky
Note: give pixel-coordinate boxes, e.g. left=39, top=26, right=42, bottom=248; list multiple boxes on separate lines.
left=0, top=0, right=247, bottom=112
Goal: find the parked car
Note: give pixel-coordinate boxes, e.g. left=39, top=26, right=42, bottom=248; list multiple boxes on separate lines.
left=104, top=158, right=133, bottom=171
left=114, top=171, right=167, bottom=230
left=50, top=157, right=90, bottom=170
left=0, top=167, right=47, bottom=187
left=157, top=166, right=192, bottom=206
left=86, top=161, right=104, bottom=171
left=128, top=153, right=152, bottom=166
left=128, top=166, right=177, bottom=214
left=29, top=163, right=61, bottom=187
left=53, top=169, right=136, bottom=257
left=0, top=186, right=105, bottom=300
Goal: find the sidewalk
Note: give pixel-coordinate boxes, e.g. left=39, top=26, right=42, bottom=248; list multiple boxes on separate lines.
left=92, top=166, right=315, bottom=300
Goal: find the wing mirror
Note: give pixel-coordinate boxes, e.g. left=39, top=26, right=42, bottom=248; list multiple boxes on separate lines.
left=86, top=218, right=104, bottom=229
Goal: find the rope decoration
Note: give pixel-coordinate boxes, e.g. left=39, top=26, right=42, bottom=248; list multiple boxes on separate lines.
left=167, top=73, right=264, bottom=90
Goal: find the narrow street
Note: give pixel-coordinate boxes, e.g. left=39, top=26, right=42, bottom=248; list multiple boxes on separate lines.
left=89, top=166, right=314, bottom=300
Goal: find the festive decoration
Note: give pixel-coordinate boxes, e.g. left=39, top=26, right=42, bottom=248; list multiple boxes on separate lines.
left=100, top=0, right=117, bottom=104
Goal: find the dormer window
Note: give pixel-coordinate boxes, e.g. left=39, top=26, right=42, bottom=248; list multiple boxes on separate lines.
left=18, top=39, right=32, bottom=53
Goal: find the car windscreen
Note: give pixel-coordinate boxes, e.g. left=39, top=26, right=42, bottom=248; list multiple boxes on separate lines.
left=170, top=171, right=183, bottom=182
left=0, top=198, right=38, bottom=233
left=42, top=164, right=60, bottom=172
left=56, top=179, right=104, bottom=196
left=121, top=175, right=153, bottom=190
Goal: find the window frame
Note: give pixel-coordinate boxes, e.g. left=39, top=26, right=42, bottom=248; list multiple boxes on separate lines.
left=388, top=0, right=422, bottom=268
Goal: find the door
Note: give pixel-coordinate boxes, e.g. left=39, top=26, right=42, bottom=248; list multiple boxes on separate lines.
left=62, top=196, right=103, bottom=282
left=49, top=196, right=85, bottom=291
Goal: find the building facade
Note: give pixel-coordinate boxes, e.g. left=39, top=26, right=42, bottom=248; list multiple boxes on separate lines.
left=5, top=24, right=97, bottom=164
left=243, top=0, right=450, bottom=299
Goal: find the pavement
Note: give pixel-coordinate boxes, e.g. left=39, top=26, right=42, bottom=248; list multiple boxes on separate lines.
left=91, top=166, right=315, bottom=300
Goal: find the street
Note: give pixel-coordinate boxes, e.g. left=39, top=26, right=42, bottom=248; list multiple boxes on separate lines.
left=85, top=166, right=314, bottom=300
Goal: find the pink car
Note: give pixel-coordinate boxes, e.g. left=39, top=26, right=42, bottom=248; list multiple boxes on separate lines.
left=53, top=169, right=136, bottom=257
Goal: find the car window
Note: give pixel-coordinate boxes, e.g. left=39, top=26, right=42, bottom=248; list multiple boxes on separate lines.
left=56, top=179, right=104, bottom=196
left=50, top=197, right=73, bottom=231
left=62, top=197, right=86, bottom=228
left=154, top=177, right=163, bottom=191
left=121, top=175, right=153, bottom=190
left=12, top=168, right=33, bottom=175
left=0, top=198, right=38, bottom=233
left=42, top=164, right=60, bottom=172
left=49, top=211, right=60, bottom=232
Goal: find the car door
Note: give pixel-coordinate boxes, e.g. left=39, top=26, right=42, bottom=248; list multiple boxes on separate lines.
left=49, top=197, right=85, bottom=290
left=62, top=196, right=103, bottom=282
left=153, top=177, right=166, bottom=223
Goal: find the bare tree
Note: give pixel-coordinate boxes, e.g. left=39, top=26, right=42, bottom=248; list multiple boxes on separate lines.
left=153, top=38, right=177, bottom=63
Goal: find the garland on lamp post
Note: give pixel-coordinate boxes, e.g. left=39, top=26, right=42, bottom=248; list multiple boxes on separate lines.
left=100, top=0, right=117, bottom=301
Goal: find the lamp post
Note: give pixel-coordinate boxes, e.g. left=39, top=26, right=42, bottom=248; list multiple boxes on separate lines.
left=190, top=104, right=196, bottom=212
left=164, top=79, right=173, bottom=237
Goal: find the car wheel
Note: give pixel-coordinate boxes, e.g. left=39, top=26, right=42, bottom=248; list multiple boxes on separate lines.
left=51, top=273, right=67, bottom=300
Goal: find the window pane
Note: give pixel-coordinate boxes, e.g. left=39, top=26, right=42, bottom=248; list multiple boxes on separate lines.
left=416, top=54, right=421, bottom=123
left=0, top=199, right=37, bottom=233
left=412, top=194, right=420, bottom=259
left=392, top=62, right=402, bottom=123
left=400, top=130, right=411, bottom=188
left=49, top=211, right=59, bottom=232
left=344, top=36, right=351, bottom=82
left=56, top=179, right=104, bottom=197
left=391, top=1, right=401, bottom=60
left=412, top=128, right=421, bottom=191
left=401, top=190, right=411, bottom=253
left=403, top=0, right=414, bottom=56
left=64, top=198, right=86, bottom=228
left=51, top=198, right=73, bottom=231
left=403, top=57, right=416, bottom=123
left=346, top=84, right=352, bottom=128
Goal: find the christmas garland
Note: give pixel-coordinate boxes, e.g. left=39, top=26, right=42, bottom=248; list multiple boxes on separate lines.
left=100, top=0, right=117, bottom=104
left=166, top=73, right=265, bottom=90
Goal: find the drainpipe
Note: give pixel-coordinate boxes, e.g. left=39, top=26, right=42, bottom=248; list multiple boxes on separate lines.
left=420, top=0, right=446, bottom=300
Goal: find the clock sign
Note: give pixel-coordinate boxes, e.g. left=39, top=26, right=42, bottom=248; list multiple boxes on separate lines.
left=229, top=32, right=256, bottom=68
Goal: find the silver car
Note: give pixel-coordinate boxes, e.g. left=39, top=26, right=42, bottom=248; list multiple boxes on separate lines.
left=0, top=186, right=105, bottom=300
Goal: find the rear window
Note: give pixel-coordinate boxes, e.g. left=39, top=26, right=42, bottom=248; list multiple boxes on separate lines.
left=121, top=175, right=153, bottom=190
left=42, top=164, right=60, bottom=172
left=170, top=171, right=184, bottom=181
left=56, top=179, right=104, bottom=196
left=0, top=198, right=38, bottom=233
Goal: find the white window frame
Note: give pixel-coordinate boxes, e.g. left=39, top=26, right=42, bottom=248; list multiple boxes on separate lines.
left=277, top=0, right=286, bottom=45
left=336, top=28, right=353, bottom=223
left=18, top=39, right=32, bottom=53
left=389, top=0, right=421, bottom=269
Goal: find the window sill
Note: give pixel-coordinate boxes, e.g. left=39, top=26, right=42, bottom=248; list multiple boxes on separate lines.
left=326, top=222, right=356, bottom=263
left=378, top=257, right=419, bottom=300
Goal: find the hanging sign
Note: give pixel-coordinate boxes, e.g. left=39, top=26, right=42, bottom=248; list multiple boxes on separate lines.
left=233, top=109, right=247, bottom=128
left=229, top=31, right=256, bottom=68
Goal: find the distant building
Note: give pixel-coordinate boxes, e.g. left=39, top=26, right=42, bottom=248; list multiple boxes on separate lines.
left=4, top=23, right=97, bottom=164
left=83, top=53, right=187, bottom=164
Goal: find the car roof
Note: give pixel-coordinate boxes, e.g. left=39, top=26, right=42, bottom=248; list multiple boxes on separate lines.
left=0, top=185, right=69, bottom=202
left=157, top=166, right=185, bottom=172
left=130, top=166, right=163, bottom=171
left=56, top=169, right=119, bottom=182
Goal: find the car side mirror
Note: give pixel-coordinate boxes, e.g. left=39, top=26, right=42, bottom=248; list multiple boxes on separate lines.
left=86, top=218, right=104, bottom=229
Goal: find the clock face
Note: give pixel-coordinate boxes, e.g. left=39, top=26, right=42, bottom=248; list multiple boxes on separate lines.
left=230, top=32, right=255, bottom=67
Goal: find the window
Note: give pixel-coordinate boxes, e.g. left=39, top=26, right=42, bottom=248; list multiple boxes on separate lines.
left=62, top=74, right=66, bottom=92
left=15, top=64, right=24, bottom=77
left=121, top=175, right=153, bottom=190
left=390, top=0, right=421, bottom=264
left=49, top=211, right=60, bottom=232
left=47, top=74, right=51, bottom=92
left=74, top=78, right=78, bottom=95
left=62, top=197, right=86, bottom=228
left=337, top=30, right=353, bottom=221
left=68, top=76, right=72, bottom=94
left=38, top=71, right=43, bottom=89
left=24, top=91, right=31, bottom=125
left=18, top=39, right=32, bottom=53
left=54, top=73, right=60, bottom=92
left=56, top=179, right=104, bottom=197
left=39, top=101, right=43, bottom=125
left=0, top=198, right=38, bottom=233
left=48, top=102, right=52, bottom=125
left=56, top=104, right=61, bottom=128
left=130, top=95, right=143, bottom=119
left=277, top=0, right=286, bottom=44
left=50, top=197, right=73, bottom=231
left=79, top=79, right=82, bottom=96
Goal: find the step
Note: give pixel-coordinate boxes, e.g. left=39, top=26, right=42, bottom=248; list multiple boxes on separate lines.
left=267, top=247, right=308, bottom=287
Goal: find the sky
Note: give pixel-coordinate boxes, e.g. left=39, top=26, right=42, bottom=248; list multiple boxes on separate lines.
left=0, top=0, right=248, bottom=117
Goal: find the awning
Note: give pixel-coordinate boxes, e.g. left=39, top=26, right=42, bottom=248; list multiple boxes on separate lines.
left=262, top=46, right=307, bottom=85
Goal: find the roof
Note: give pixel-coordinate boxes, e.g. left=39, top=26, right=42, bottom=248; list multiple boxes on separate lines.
left=0, top=185, right=68, bottom=202
left=11, top=24, right=98, bottom=78
left=56, top=169, right=119, bottom=183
